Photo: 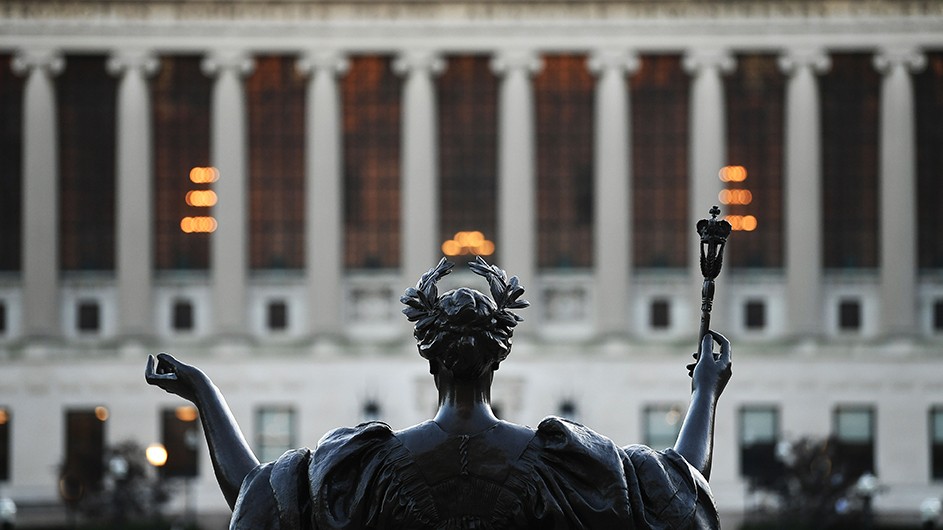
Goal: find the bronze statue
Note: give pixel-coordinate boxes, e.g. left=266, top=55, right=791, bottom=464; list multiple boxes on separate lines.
left=146, top=255, right=731, bottom=529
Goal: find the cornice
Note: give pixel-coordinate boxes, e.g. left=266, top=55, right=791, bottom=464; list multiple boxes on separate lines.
left=2, top=1, right=942, bottom=54
left=4, top=1, right=943, bottom=22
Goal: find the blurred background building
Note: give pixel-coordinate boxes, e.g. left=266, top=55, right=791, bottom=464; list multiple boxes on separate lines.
left=1, top=0, right=943, bottom=526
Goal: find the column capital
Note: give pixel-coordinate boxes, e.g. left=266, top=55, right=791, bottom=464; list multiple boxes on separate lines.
left=11, top=48, right=64, bottom=77
left=296, top=50, right=349, bottom=77
left=201, top=50, right=255, bottom=78
left=873, top=47, right=926, bottom=75
left=778, top=48, right=831, bottom=76
left=682, top=49, right=735, bottom=76
left=106, top=50, right=160, bottom=78
left=587, top=49, right=640, bottom=76
left=490, top=49, right=543, bottom=77
left=392, top=50, right=445, bottom=77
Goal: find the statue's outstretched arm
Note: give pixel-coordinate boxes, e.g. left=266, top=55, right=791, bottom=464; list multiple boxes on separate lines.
left=145, top=353, right=259, bottom=510
left=673, top=331, right=732, bottom=480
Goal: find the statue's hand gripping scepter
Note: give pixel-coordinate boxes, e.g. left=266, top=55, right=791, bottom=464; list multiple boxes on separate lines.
left=696, top=206, right=731, bottom=359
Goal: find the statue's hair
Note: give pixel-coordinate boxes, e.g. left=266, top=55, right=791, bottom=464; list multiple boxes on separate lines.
left=400, top=257, right=529, bottom=380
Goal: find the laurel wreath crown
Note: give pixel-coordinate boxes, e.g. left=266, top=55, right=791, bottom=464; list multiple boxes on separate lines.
left=400, top=256, right=529, bottom=342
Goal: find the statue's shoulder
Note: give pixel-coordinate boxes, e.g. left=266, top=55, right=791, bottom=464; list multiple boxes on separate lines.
left=312, top=420, right=396, bottom=463
left=534, top=415, right=621, bottom=453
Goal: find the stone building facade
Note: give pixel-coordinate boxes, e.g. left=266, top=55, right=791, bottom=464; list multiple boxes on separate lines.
left=1, top=0, right=943, bottom=525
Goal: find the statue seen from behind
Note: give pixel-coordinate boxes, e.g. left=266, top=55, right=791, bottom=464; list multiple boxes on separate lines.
left=145, top=256, right=731, bottom=529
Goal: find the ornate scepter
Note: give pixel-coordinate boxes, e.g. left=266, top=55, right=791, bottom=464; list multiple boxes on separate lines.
left=696, top=205, right=731, bottom=358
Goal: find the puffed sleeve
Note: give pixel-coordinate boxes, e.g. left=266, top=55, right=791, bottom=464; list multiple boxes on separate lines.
left=622, top=444, right=720, bottom=529
left=308, top=421, right=431, bottom=530
left=230, top=421, right=403, bottom=530
left=521, top=417, right=719, bottom=530
left=230, top=448, right=314, bottom=530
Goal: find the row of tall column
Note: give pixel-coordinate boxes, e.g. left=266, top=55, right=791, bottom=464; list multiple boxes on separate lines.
left=10, top=46, right=926, bottom=343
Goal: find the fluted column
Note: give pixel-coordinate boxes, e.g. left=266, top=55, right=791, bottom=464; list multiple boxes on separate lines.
left=393, top=51, right=444, bottom=284
left=588, top=49, right=639, bottom=337
left=298, top=51, right=349, bottom=338
left=874, top=47, right=925, bottom=338
left=202, top=51, right=254, bottom=339
left=12, top=49, right=64, bottom=340
left=107, top=51, right=159, bottom=342
left=491, top=50, right=542, bottom=295
left=779, top=49, right=830, bottom=340
left=684, top=49, right=735, bottom=329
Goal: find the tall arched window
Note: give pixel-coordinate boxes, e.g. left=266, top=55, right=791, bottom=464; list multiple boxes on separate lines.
left=631, top=55, right=689, bottom=269
left=58, top=55, right=116, bottom=271
left=0, top=55, right=23, bottom=272
left=916, top=51, right=943, bottom=270
left=247, top=55, right=306, bottom=270
left=535, top=55, right=594, bottom=270
left=438, top=55, right=498, bottom=265
left=821, top=53, right=880, bottom=269
left=152, top=55, right=212, bottom=270
left=724, top=54, right=785, bottom=269
left=343, top=56, right=401, bottom=270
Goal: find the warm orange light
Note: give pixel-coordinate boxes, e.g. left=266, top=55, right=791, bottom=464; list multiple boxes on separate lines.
left=442, top=231, right=495, bottom=257
left=718, top=165, right=748, bottom=183
left=185, top=190, right=218, bottom=207
left=180, top=216, right=218, bottom=233
left=725, top=214, right=758, bottom=232
left=718, top=189, right=753, bottom=205
left=742, top=215, right=758, bottom=231
left=441, top=240, right=462, bottom=256
left=175, top=406, right=198, bottom=422
left=189, top=166, right=219, bottom=184
left=146, top=443, right=168, bottom=467
left=0, top=409, right=7, bottom=425
left=95, top=406, right=109, bottom=422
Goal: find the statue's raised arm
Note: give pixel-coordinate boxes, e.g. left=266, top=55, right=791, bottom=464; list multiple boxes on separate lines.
left=674, top=330, right=733, bottom=480
left=144, top=353, right=259, bottom=509
left=672, top=205, right=734, bottom=479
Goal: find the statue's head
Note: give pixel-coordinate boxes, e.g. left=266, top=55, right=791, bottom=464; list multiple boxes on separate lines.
left=401, top=257, right=529, bottom=380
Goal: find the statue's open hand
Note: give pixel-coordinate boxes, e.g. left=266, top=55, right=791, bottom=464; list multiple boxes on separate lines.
left=145, top=353, right=207, bottom=404
left=686, top=330, right=732, bottom=399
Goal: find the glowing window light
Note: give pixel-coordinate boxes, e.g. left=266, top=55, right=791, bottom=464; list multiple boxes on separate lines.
left=725, top=214, right=758, bottom=232
left=441, top=231, right=495, bottom=257
left=185, top=190, right=218, bottom=207
left=180, top=216, right=218, bottom=234
left=189, top=166, right=219, bottom=184
left=718, top=165, right=748, bottom=183
left=175, top=406, right=198, bottom=422
left=145, top=443, right=168, bottom=467
left=718, top=189, right=753, bottom=205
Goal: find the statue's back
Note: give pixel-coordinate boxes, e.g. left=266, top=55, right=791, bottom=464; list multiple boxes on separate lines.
left=231, top=417, right=719, bottom=529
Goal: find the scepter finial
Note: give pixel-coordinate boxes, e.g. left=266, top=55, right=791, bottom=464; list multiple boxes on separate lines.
left=696, top=206, right=731, bottom=357
left=697, top=205, right=732, bottom=281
